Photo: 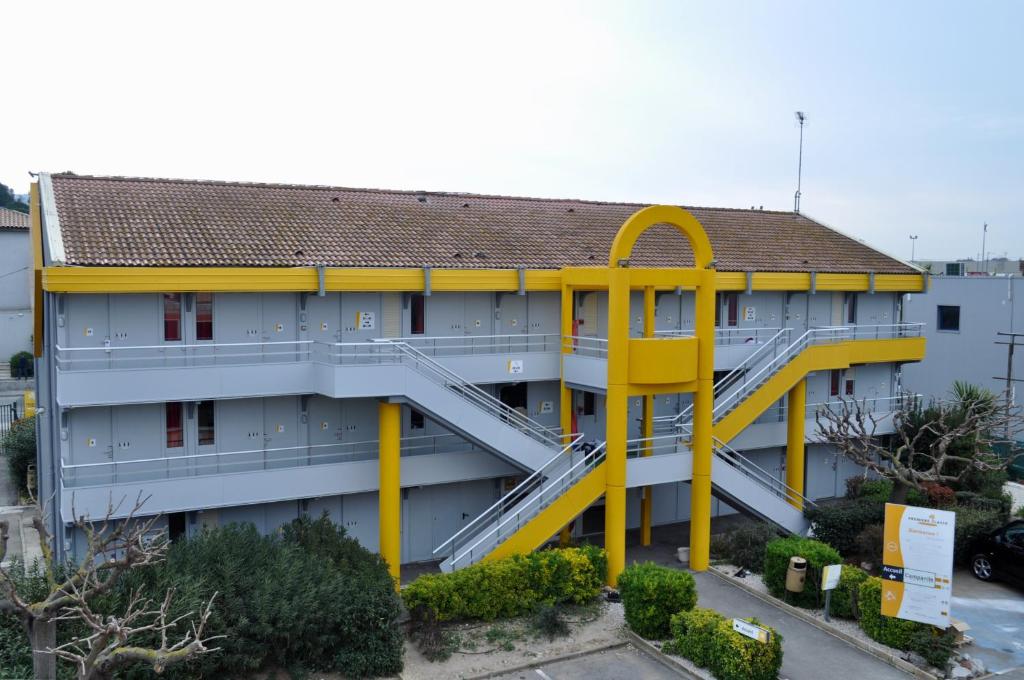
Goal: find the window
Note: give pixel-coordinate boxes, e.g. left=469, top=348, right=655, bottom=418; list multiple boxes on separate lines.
left=163, top=293, right=182, bottom=341
left=845, top=377, right=855, bottom=396
left=196, top=293, right=214, bottom=341
left=945, top=262, right=965, bottom=276
left=714, top=293, right=722, bottom=327
left=410, top=409, right=425, bottom=430
left=582, top=391, right=596, bottom=416
left=937, top=305, right=960, bottom=332
left=845, top=293, right=858, bottom=324
left=197, top=401, right=215, bottom=446
left=830, top=370, right=842, bottom=397
left=166, top=402, right=184, bottom=448
left=168, top=512, right=187, bottom=542
left=410, top=294, right=425, bottom=335
left=726, top=294, right=738, bottom=327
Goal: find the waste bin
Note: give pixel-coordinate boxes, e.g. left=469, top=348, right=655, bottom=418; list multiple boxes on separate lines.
left=786, top=556, right=807, bottom=593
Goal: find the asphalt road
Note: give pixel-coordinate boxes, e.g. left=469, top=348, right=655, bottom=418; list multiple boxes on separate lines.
left=951, top=568, right=1024, bottom=673
left=491, top=645, right=682, bottom=680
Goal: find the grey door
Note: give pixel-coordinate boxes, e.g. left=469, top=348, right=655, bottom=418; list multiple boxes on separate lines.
left=527, top=292, right=560, bottom=339
left=112, top=403, right=162, bottom=483
left=215, top=294, right=261, bottom=364
left=785, top=293, right=809, bottom=336
left=497, top=293, right=528, bottom=352
left=403, top=487, right=434, bottom=562
left=64, top=295, right=109, bottom=370
left=305, top=293, right=342, bottom=350
left=261, top=293, right=298, bottom=363
left=216, top=398, right=264, bottom=473
left=69, top=407, right=113, bottom=486
left=264, top=396, right=299, bottom=469
left=343, top=492, right=379, bottom=552
left=307, top=396, right=344, bottom=465
left=807, top=294, right=832, bottom=329
left=109, top=294, right=161, bottom=368
left=341, top=399, right=377, bottom=456
left=463, top=293, right=493, bottom=353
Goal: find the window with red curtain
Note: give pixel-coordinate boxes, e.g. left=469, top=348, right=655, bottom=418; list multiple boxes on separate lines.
left=163, top=293, right=182, bottom=341
left=166, top=402, right=184, bottom=448
left=411, top=294, right=425, bottom=335
left=196, top=293, right=214, bottom=341
left=830, top=370, right=842, bottom=397
left=726, top=294, right=739, bottom=327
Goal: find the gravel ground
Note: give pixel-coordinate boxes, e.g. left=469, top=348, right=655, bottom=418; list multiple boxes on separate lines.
left=399, top=600, right=627, bottom=680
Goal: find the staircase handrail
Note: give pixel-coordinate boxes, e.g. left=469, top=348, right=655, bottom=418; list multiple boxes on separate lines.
left=433, top=434, right=584, bottom=558
left=713, top=438, right=818, bottom=509
left=372, top=340, right=565, bottom=449
left=448, top=441, right=608, bottom=569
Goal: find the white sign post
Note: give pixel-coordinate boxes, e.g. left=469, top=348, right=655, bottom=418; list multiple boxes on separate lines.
left=882, top=503, right=956, bottom=628
left=821, top=563, right=842, bottom=621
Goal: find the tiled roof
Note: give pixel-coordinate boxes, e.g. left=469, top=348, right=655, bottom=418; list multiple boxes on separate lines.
left=46, top=173, right=916, bottom=274
left=0, top=207, right=30, bottom=230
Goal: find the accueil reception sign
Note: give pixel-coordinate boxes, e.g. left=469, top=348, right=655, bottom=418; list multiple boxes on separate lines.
left=881, top=503, right=955, bottom=627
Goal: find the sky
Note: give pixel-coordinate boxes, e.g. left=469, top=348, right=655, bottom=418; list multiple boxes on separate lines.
left=3, top=1, right=1022, bottom=261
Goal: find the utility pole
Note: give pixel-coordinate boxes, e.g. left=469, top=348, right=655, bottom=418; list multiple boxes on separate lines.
left=909, top=235, right=918, bottom=261
left=981, top=223, right=988, bottom=274
left=994, top=331, right=1024, bottom=440
left=794, top=111, right=806, bottom=213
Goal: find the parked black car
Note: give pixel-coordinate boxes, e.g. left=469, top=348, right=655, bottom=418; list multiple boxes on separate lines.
left=971, top=519, right=1024, bottom=587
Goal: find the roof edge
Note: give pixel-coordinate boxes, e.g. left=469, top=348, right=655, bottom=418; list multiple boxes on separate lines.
left=798, top=209, right=925, bottom=275
left=38, top=173, right=66, bottom=265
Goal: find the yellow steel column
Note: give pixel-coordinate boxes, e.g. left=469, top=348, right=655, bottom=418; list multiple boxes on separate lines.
left=689, top=268, right=716, bottom=571
left=640, top=286, right=655, bottom=547
left=605, top=267, right=630, bottom=586
left=378, top=401, right=402, bottom=588
left=786, top=379, right=807, bottom=509
left=559, top=282, right=574, bottom=545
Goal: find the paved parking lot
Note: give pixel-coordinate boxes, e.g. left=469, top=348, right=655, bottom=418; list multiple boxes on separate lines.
left=491, top=645, right=682, bottom=680
left=952, top=569, right=1024, bottom=673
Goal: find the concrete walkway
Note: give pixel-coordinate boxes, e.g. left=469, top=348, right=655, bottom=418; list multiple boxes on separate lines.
left=626, top=537, right=911, bottom=680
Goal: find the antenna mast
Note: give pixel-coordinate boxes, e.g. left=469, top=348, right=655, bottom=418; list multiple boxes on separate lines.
left=794, top=111, right=807, bottom=213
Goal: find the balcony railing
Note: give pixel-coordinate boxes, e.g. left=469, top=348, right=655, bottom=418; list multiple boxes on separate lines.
left=60, top=432, right=484, bottom=488
left=756, top=392, right=920, bottom=423
left=655, top=327, right=784, bottom=346
left=53, top=334, right=560, bottom=372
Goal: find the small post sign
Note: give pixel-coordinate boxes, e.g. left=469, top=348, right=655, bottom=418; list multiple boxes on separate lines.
left=732, top=619, right=772, bottom=644
left=821, top=563, right=842, bottom=621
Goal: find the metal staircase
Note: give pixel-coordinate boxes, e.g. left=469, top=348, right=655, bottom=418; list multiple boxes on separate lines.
left=372, top=340, right=566, bottom=470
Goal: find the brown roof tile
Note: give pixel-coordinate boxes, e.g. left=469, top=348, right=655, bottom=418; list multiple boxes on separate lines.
left=0, top=206, right=30, bottom=230
left=46, top=174, right=916, bottom=274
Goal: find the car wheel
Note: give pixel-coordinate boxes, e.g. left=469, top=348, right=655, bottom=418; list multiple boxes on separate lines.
left=971, top=554, right=994, bottom=581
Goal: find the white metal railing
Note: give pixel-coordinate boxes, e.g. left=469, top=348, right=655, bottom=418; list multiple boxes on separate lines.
left=562, top=335, right=608, bottom=358
left=755, top=392, right=920, bottom=423
left=389, top=334, right=560, bottom=356
left=60, top=433, right=482, bottom=488
left=435, top=434, right=592, bottom=568
left=53, top=333, right=562, bottom=371
left=656, top=327, right=783, bottom=346
left=713, top=438, right=817, bottom=510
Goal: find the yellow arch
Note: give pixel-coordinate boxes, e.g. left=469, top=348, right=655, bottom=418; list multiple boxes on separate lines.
left=607, top=205, right=715, bottom=269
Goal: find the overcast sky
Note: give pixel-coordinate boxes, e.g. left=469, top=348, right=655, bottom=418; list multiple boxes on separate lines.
left=4, top=1, right=1021, bottom=261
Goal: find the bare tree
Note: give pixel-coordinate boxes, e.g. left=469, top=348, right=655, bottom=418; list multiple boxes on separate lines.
left=0, top=494, right=219, bottom=680
left=815, top=388, right=1022, bottom=504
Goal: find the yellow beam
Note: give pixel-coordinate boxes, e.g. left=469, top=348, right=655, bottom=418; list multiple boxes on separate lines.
left=713, top=272, right=924, bottom=293
left=559, top=282, right=574, bottom=546
left=41, top=266, right=564, bottom=293
left=689, top=268, right=716, bottom=572
left=604, top=267, right=630, bottom=586
left=484, top=463, right=607, bottom=564
left=640, top=286, right=655, bottom=547
left=378, top=402, right=401, bottom=589
left=785, top=379, right=806, bottom=509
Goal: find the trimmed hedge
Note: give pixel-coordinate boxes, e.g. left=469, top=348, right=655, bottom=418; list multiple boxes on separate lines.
left=8, top=351, right=32, bottom=378
left=1, top=416, right=36, bottom=499
left=829, top=565, right=869, bottom=619
left=669, top=608, right=783, bottom=680
left=617, top=562, right=697, bottom=639
left=804, top=499, right=883, bottom=557
left=763, top=537, right=840, bottom=609
left=402, top=545, right=606, bottom=622
left=858, top=577, right=927, bottom=649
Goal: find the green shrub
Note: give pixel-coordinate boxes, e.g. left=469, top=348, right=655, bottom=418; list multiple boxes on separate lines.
left=531, top=604, right=569, bottom=640
left=909, top=627, right=956, bottom=669
left=1016, top=506, right=1024, bottom=519
left=1, top=416, right=36, bottom=498
left=829, top=565, right=869, bottom=619
left=763, top=536, right=841, bottom=609
left=854, top=523, right=884, bottom=567
left=8, top=351, right=32, bottom=378
left=708, top=523, right=779, bottom=573
left=953, top=505, right=1005, bottom=564
left=402, top=546, right=606, bottom=622
left=957, top=466, right=1009, bottom=498
left=955, top=491, right=1012, bottom=516
left=0, top=612, right=34, bottom=680
left=617, top=562, right=697, bottom=639
left=118, top=517, right=404, bottom=679
left=805, top=499, right=883, bottom=557
left=669, top=608, right=783, bottom=680
left=668, top=607, right=723, bottom=667
left=858, top=577, right=926, bottom=650
left=858, top=479, right=893, bottom=502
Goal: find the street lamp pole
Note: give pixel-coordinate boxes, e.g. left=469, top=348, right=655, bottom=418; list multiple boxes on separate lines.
left=909, top=235, right=918, bottom=261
